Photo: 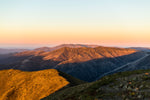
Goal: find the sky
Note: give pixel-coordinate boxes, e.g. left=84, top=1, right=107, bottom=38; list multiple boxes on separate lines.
left=0, top=0, right=150, bottom=48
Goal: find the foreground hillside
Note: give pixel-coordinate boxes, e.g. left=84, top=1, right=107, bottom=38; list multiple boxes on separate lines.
left=43, top=69, right=150, bottom=100
left=0, top=69, right=83, bottom=100
left=0, top=46, right=145, bottom=82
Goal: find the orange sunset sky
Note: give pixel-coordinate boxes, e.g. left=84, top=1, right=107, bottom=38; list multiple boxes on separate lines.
left=0, top=0, right=150, bottom=48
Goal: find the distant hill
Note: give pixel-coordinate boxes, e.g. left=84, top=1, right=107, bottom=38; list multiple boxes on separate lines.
left=35, top=44, right=99, bottom=51
left=0, top=45, right=145, bottom=82
left=42, top=69, right=150, bottom=100
left=129, top=47, right=150, bottom=52
left=0, top=69, right=83, bottom=100
left=0, top=48, right=28, bottom=54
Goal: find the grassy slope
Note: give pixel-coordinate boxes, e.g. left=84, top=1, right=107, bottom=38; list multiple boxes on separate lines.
left=0, top=69, right=84, bottom=100
left=42, top=69, right=150, bottom=100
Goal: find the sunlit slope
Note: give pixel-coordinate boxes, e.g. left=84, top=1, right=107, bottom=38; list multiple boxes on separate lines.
left=0, top=69, right=69, bottom=100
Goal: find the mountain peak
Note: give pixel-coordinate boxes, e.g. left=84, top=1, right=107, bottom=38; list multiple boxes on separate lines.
left=34, top=44, right=99, bottom=52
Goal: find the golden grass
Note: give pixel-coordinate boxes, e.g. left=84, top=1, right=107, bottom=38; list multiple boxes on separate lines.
left=0, top=69, right=69, bottom=100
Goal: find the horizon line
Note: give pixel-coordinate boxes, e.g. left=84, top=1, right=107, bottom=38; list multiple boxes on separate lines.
left=0, top=43, right=150, bottom=49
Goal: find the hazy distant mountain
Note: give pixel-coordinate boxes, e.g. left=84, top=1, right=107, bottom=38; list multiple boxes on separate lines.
left=0, top=48, right=28, bottom=54
left=35, top=44, right=99, bottom=51
left=129, top=47, right=150, bottom=52
left=0, top=69, right=83, bottom=100
left=0, top=46, right=145, bottom=82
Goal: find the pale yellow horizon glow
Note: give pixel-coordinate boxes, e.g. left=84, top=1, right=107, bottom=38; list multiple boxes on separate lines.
left=0, top=25, right=150, bottom=47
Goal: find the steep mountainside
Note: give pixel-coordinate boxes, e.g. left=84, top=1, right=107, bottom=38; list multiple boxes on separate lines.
left=42, top=69, right=150, bottom=100
left=0, top=69, right=83, bottom=100
left=113, top=52, right=150, bottom=72
left=0, top=46, right=146, bottom=82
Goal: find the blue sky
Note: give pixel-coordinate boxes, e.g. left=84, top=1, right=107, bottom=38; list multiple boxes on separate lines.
left=0, top=0, right=150, bottom=48
left=1, top=0, right=150, bottom=26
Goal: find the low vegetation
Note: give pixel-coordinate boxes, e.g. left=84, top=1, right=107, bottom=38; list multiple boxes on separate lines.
left=42, top=69, right=150, bottom=100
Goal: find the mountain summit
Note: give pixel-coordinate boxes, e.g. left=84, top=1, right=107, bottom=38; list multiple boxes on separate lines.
left=34, top=44, right=99, bottom=51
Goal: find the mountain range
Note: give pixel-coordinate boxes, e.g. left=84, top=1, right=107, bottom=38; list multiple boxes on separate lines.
left=0, top=44, right=150, bottom=100
left=0, top=44, right=147, bottom=81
